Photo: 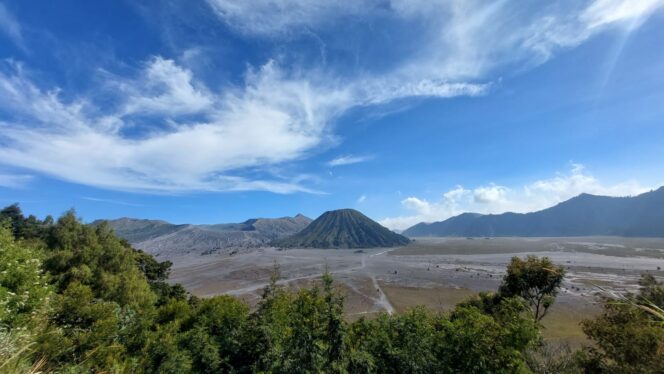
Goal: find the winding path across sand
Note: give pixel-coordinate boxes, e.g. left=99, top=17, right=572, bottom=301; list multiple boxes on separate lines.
left=222, top=248, right=398, bottom=313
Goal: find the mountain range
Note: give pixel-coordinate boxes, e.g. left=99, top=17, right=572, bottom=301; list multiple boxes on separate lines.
left=274, top=209, right=410, bottom=249
left=403, top=187, right=664, bottom=237
left=94, top=214, right=312, bottom=259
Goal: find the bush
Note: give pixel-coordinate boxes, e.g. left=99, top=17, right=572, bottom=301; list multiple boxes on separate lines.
left=577, top=274, right=664, bottom=373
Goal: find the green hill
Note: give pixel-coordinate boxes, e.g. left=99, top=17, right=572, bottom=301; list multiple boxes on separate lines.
left=274, top=208, right=410, bottom=248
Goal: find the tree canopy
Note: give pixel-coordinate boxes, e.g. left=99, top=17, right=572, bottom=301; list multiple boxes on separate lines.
left=499, top=256, right=565, bottom=321
left=1, top=203, right=661, bottom=373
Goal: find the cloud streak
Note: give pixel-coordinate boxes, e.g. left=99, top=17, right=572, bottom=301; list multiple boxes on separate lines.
left=327, top=155, right=373, bottom=167
left=80, top=196, right=144, bottom=207
left=0, top=3, right=24, bottom=50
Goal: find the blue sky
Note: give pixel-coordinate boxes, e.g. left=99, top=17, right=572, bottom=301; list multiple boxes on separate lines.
left=1, top=0, right=663, bottom=230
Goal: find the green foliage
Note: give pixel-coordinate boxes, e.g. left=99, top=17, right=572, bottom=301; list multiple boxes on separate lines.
left=344, top=297, right=539, bottom=374
left=0, top=224, right=51, bottom=329
left=134, top=248, right=188, bottom=304
left=349, top=308, right=439, bottom=373
left=638, top=273, right=664, bottom=311
left=524, top=342, right=580, bottom=374
left=577, top=276, right=664, bottom=373
left=0, top=329, right=48, bottom=374
left=183, top=295, right=250, bottom=372
left=245, top=269, right=349, bottom=373
left=142, top=322, right=194, bottom=374
left=499, top=255, right=565, bottom=321
left=0, top=224, right=52, bottom=374
left=0, top=204, right=52, bottom=241
left=245, top=266, right=295, bottom=372
left=1, top=204, right=577, bottom=373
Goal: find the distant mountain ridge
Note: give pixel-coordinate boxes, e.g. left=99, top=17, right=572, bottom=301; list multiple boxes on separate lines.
left=93, top=214, right=312, bottom=259
left=403, top=187, right=664, bottom=237
left=274, top=209, right=410, bottom=248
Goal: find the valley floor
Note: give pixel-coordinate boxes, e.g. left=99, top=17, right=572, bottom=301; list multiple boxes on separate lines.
left=168, top=236, right=664, bottom=344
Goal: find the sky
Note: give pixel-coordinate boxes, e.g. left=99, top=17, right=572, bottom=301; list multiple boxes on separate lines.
left=1, top=0, right=664, bottom=230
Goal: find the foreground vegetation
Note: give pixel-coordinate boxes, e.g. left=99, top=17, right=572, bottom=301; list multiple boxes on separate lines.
left=1, top=204, right=662, bottom=373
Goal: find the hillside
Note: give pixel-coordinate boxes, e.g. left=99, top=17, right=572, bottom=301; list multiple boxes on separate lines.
left=94, top=214, right=312, bottom=258
left=403, top=187, right=664, bottom=237
left=274, top=209, right=410, bottom=248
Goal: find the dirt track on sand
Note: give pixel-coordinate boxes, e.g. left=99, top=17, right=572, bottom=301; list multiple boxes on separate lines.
left=169, top=237, right=664, bottom=340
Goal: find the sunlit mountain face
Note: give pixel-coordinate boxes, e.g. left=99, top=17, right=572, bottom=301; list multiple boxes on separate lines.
left=1, top=1, right=663, bottom=227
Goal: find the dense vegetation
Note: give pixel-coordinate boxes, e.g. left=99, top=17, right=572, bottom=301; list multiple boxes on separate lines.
left=1, top=204, right=662, bottom=373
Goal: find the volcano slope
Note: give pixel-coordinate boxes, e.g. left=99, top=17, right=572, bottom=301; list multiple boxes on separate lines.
left=274, top=209, right=410, bottom=249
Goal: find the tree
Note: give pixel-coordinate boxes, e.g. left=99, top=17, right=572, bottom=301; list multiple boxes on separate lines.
left=352, top=307, right=438, bottom=373
left=0, top=224, right=52, bottom=372
left=0, top=204, right=580, bottom=373
left=577, top=274, right=664, bottom=373
left=0, top=203, right=52, bottom=241
left=244, top=268, right=289, bottom=372
left=134, top=249, right=188, bottom=304
left=0, top=224, right=51, bottom=329
left=638, top=273, right=664, bottom=310
left=183, top=295, right=250, bottom=372
left=499, top=256, right=565, bottom=321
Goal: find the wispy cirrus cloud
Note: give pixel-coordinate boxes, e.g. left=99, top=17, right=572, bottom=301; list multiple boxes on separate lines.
left=80, top=196, right=144, bottom=207
left=380, top=164, right=653, bottom=231
left=0, top=59, right=343, bottom=193
left=206, top=0, right=379, bottom=36
left=0, top=52, right=485, bottom=193
left=327, top=155, right=373, bottom=167
left=0, top=0, right=662, bottom=194
left=208, top=0, right=664, bottom=78
left=0, top=3, right=24, bottom=50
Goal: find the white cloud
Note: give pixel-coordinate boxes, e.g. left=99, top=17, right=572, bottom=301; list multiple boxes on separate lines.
left=327, top=155, right=372, bottom=167
left=0, top=173, right=32, bottom=188
left=357, top=195, right=367, bottom=203
left=520, top=163, right=648, bottom=211
left=0, top=59, right=347, bottom=193
left=2, top=1, right=663, bottom=194
left=473, top=184, right=509, bottom=204
left=380, top=164, right=652, bottom=230
left=115, top=56, right=214, bottom=116
left=582, top=0, right=664, bottom=29
left=0, top=55, right=484, bottom=193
